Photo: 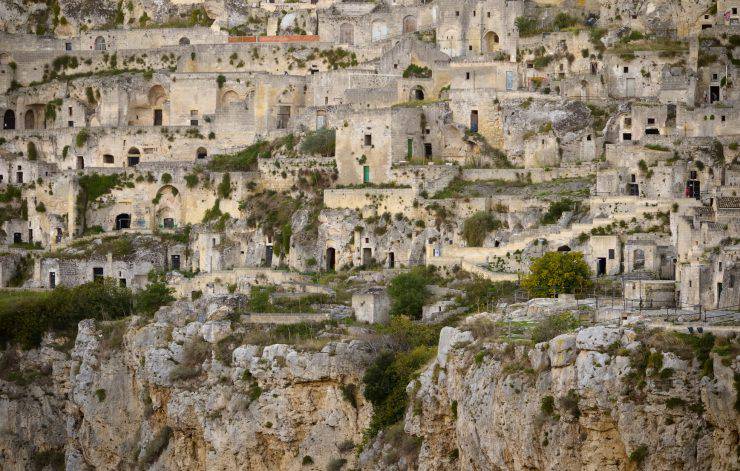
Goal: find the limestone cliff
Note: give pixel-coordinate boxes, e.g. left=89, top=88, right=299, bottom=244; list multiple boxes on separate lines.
left=1, top=307, right=374, bottom=470
left=405, top=319, right=739, bottom=471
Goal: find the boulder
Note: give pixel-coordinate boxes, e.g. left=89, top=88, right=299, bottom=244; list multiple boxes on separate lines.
left=548, top=333, right=577, bottom=367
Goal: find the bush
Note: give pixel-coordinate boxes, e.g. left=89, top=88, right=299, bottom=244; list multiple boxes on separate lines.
left=387, top=267, right=430, bottom=318
left=217, top=172, right=232, bottom=199
left=541, top=199, right=575, bottom=225
left=629, top=444, right=648, bottom=463
left=0, top=280, right=133, bottom=349
left=530, top=312, right=580, bottom=343
left=207, top=141, right=270, bottom=172
left=134, top=271, right=175, bottom=316
left=27, top=142, right=38, bottom=161
left=540, top=395, right=555, bottom=415
left=462, top=211, right=502, bottom=246
left=402, top=63, right=432, bottom=79
left=515, top=16, right=540, bottom=37
left=327, top=458, right=347, bottom=471
left=522, top=252, right=593, bottom=298
left=299, top=128, right=335, bottom=156
left=75, top=129, right=89, bottom=147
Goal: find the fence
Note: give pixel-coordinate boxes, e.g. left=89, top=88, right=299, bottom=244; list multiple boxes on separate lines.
left=228, top=35, right=320, bottom=44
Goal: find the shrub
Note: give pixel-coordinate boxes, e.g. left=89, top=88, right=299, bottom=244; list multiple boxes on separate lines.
left=216, top=74, right=226, bottom=88
left=462, top=212, right=502, bottom=247
left=387, top=267, right=430, bottom=318
left=75, top=129, right=89, bottom=147
left=27, top=142, right=38, bottom=161
left=540, top=395, right=555, bottom=415
left=207, top=141, right=270, bottom=171
left=629, top=444, right=648, bottom=463
left=184, top=173, right=199, bottom=188
left=0, top=280, right=133, bottom=349
left=515, top=16, right=540, bottom=37
left=134, top=271, right=175, bottom=316
left=95, top=388, right=106, bottom=402
left=402, top=63, right=432, bottom=79
left=522, top=252, right=593, bottom=298
left=665, top=397, right=685, bottom=409
left=541, top=199, right=575, bottom=225
left=217, top=172, right=232, bottom=199
left=161, top=173, right=172, bottom=184
left=299, top=128, right=335, bottom=156
left=531, top=312, right=580, bottom=343
left=340, top=383, right=357, bottom=409
left=327, top=458, right=347, bottom=471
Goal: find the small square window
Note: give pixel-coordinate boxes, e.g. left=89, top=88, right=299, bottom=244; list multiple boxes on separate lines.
left=721, top=115, right=726, bottom=122
left=68, top=121, right=73, bottom=127
left=647, top=117, right=655, bottom=124
left=712, top=73, right=718, bottom=80
left=624, top=118, right=632, bottom=127
left=455, top=11, right=459, bottom=16
left=469, top=45, right=473, bottom=51
left=608, top=249, right=615, bottom=260
left=586, top=134, right=592, bottom=141
left=733, top=7, right=738, bottom=14
left=364, top=134, right=372, bottom=146
left=623, top=132, right=632, bottom=141
left=623, top=66, right=629, bottom=73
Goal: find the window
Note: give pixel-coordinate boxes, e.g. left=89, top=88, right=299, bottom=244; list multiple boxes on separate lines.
left=721, top=115, right=726, bottom=122
left=624, top=117, right=632, bottom=127
left=68, top=107, right=72, bottom=116
left=65, top=42, right=71, bottom=51
left=277, top=105, right=290, bottom=129
left=586, top=134, right=592, bottom=141
left=487, top=12, right=491, bottom=18
left=623, top=66, right=629, bottom=73
left=103, top=154, right=114, bottom=164
left=469, top=45, right=473, bottom=51
left=466, top=72, right=470, bottom=80
left=712, top=73, right=718, bottom=81
left=647, top=118, right=655, bottom=124
left=119, top=278, right=127, bottom=287
left=473, top=10, right=476, bottom=16
left=608, top=249, right=615, bottom=260
left=93, top=267, right=104, bottom=280
left=733, top=7, right=738, bottom=14
left=455, top=11, right=459, bottom=16
left=68, top=121, right=73, bottom=127
left=190, top=110, right=198, bottom=126
left=364, top=134, right=372, bottom=146
left=623, top=132, right=632, bottom=141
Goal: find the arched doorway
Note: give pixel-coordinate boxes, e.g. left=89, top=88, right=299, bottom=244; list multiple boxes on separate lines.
left=483, top=31, right=500, bottom=52
left=403, top=16, right=416, bottom=34
left=3, top=110, right=15, bottom=130
left=410, top=86, right=425, bottom=101
left=148, top=85, right=166, bottom=126
left=339, top=23, right=354, bottom=45
left=115, top=213, right=131, bottom=230
left=179, top=37, right=190, bottom=45
left=196, top=147, right=207, bottom=159
left=127, top=147, right=141, bottom=166
left=94, top=36, right=106, bottom=51
left=24, top=109, right=35, bottom=130
left=326, top=247, right=336, bottom=271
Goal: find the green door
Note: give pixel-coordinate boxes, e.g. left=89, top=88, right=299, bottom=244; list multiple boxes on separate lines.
left=407, top=138, right=413, bottom=159
left=363, top=165, right=370, bottom=183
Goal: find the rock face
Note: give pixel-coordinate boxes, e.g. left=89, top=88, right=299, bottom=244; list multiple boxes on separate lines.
left=2, top=318, right=738, bottom=471
left=406, top=324, right=739, bottom=471
left=0, top=315, right=374, bottom=470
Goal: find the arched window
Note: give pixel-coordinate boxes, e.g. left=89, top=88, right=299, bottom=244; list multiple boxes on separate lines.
left=196, top=147, right=207, bottom=159
left=94, top=36, right=106, bottom=51
left=339, top=23, right=354, bottom=45
left=24, top=109, right=35, bottom=130
left=179, top=37, right=190, bottom=46
left=403, top=16, right=417, bottom=34
left=371, top=21, right=388, bottom=42
left=3, top=109, right=15, bottom=130
left=633, top=249, right=645, bottom=269
left=115, top=213, right=131, bottom=230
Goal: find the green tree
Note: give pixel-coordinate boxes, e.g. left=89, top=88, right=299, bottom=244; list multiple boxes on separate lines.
left=522, top=251, right=592, bottom=297
left=387, top=267, right=430, bottom=319
left=135, top=271, right=175, bottom=316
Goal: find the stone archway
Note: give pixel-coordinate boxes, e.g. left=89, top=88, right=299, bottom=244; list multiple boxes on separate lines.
left=154, top=185, right=182, bottom=229
left=24, top=109, right=35, bottom=129
left=410, top=86, right=425, bottom=101
left=179, top=37, right=190, bottom=45
left=3, top=109, right=15, bottom=130
left=115, top=213, right=131, bottom=230
left=483, top=31, right=500, bottom=52
left=403, top=16, right=416, bottom=34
